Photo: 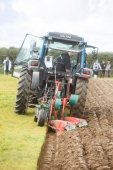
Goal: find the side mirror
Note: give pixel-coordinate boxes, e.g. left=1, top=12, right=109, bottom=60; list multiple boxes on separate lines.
left=78, top=42, right=87, bottom=47
left=78, top=42, right=83, bottom=47
left=92, top=48, right=98, bottom=60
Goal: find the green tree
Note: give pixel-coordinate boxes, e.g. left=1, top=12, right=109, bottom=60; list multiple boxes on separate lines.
left=0, top=47, right=19, bottom=65
left=8, top=47, right=19, bottom=63
left=0, top=47, right=8, bottom=65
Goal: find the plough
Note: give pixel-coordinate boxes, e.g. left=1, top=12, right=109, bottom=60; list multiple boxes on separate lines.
left=34, top=72, right=87, bottom=134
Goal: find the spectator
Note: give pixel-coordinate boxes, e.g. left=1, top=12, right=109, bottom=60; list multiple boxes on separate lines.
left=100, top=61, right=106, bottom=77
left=93, top=60, right=101, bottom=77
left=3, top=57, right=11, bottom=75
left=105, top=61, right=111, bottom=77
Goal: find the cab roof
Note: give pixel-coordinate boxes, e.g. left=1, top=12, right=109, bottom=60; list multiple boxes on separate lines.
left=45, top=32, right=83, bottom=43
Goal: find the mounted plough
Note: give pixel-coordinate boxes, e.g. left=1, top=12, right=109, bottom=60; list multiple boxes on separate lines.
left=34, top=74, right=88, bottom=135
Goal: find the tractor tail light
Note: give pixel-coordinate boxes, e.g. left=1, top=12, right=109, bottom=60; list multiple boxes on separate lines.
left=83, top=70, right=90, bottom=75
left=31, top=61, right=38, bottom=66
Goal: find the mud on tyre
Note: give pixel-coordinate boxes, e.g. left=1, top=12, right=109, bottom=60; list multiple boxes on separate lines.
left=71, top=77, right=89, bottom=118
left=15, top=66, right=33, bottom=114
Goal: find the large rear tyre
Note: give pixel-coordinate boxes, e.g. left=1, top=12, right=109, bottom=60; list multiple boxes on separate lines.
left=37, top=110, right=47, bottom=126
left=71, top=78, right=88, bottom=118
left=15, top=66, right=33, bottom=114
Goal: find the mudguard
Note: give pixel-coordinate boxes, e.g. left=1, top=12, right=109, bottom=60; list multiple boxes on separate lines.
left=31, top=72, right=39, bottom=89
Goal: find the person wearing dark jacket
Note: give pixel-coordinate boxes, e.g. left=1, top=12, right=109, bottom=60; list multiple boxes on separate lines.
left=55, top=52, right=74, bottom=94
left=93, top=60, right=101, bottom=77
left=56, top=52, right=74, bottom=73
left=3, top=57, right=11, bottom=75
left=100, top=61, right=106, bottom=77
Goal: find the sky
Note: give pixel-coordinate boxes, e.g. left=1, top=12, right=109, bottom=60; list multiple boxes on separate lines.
left=0, top=0, right=113, bottom=52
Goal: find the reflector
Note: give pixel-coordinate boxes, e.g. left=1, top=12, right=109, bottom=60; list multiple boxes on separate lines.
left=83, top=71, right=90, bottom=75
left=31, top=61, right=38, bottom=66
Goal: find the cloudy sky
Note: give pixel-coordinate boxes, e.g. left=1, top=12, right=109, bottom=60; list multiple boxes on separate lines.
left=0, top=0, right=113, bottom=52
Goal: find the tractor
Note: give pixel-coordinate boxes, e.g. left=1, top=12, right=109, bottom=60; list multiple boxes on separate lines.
left=12, top=32, right=98, bottom=128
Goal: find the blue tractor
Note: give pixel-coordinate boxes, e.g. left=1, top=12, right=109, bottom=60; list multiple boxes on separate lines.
left=13, top=32, right=98, bottom=124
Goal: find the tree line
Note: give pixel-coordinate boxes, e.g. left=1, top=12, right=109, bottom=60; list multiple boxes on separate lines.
left=87, top=52, right=113, bottom=69
left=0, top=47, right=113, bottom=70
left=0, top=47, right=19, bottom=66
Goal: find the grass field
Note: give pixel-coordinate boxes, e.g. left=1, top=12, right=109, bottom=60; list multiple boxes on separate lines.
left=0, top=75, right=46, bottom=170
left=0, top=74, right=112, bottom=170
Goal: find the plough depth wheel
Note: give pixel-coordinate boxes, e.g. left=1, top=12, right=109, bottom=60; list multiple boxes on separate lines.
left=37, top=109, right=47, bottom=126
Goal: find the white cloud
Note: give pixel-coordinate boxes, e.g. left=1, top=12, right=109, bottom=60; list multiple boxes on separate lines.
left=0, top=1, right=5, bottom=12
left=98, top=0, right=106, bottom=7
left=12, top=0, right=37, bottom=17
left=11, top=0, right=89, bottom=22
left=0, top=0, right=113, bottom=52
left=88, top=0, right=95, bottom=10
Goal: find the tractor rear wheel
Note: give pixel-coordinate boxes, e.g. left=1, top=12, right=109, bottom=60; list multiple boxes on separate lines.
left=71, top=78, right=89, bottom=118
left=15, top=66, right=33, bottom=114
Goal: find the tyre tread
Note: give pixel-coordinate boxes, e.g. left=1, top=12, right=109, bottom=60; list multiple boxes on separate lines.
left=14, top=66, right=32, bottom=114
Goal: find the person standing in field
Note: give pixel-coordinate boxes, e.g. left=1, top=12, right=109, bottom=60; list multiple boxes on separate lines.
left=93, top=60, right=101, bottom=77
left=3, top=57, right=11, bottom=75
left=105, top=60, right=111, bottom=77
left=100, top=61, right=106, bottom=77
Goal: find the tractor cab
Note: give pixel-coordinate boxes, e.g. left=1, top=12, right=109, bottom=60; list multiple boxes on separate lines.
left=13, top=32, right=98, bottom=120
left=13, top=32, right=97, bottom=79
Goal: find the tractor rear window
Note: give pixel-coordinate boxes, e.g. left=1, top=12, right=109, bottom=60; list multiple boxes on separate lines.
left=48, top=40, right=80, bottom=52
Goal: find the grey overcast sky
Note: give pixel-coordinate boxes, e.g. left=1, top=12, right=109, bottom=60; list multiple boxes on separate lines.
left=0, top=0, right=113, bottom=52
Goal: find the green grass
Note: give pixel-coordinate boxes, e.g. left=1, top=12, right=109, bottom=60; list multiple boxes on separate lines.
left=0, top=74, right=112, bottom=170
left=0, top=75, right=46, bottom=170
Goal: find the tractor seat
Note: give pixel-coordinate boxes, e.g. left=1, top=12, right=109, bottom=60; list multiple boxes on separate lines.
left=47, top=69, right=72, bottom=78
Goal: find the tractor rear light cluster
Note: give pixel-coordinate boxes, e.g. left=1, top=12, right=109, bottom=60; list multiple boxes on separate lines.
left=31, top=61, right=38, bottom=66
left=83, top=70, right=90, bottom=75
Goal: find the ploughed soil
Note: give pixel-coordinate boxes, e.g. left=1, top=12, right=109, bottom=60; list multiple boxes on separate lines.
left=37, top=79, right=113, bottom=170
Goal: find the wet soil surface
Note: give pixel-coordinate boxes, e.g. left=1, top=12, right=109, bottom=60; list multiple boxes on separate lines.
left=37, top=79, right=113, bottom=170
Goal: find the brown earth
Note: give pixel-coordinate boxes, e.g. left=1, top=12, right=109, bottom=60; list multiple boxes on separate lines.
left=37, top=79, right=113, bottom=170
